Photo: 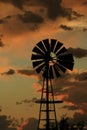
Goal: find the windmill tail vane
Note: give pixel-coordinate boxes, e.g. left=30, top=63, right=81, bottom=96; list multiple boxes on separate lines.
left=31, top=39, right=74, bottom=130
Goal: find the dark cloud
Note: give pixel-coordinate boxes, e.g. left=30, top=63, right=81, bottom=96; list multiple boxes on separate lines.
left=70, top=82, right=87, bottom=101
left=72, top=11, right=84, bottom=17
left=15, top=11, right=44, bottom=31
left=68, top=47, right=87, bottom=58
left=49, top=69, right=87, bottom=116
left=37, top=0, right=83, bottom=20
left=1, top=69, right=15, bottom=75
left=60, top=24, right=73, bottom=31
left=0, top=0, right=25, bottom=10
left=16, top=97, right=37, bottom=105
left=82, top=1, right=87, bottom=5
left=0, top=0, right=84, bottom=35
left=83, top=28, right=87, bottom=32
left=0, top=19, right=4, bottom=24
left=75, top=72, right=87, bottom=81
left=0, top=16, right=12, bottom=24
left=12, top=0, right=23, bottom=10
left=0, top=0, right=84, bottom=21
left=63, top=80, right=87, bottom=113
left=63, top=105, right=79, bottom=110
left=5, top=15, right=12, bottom=20
left=18, top=11, right=44, bottom=24
left=0, top=16, right=12, bottom=25
left=61, top=7, right=83, bottom=21
left=17, top=69, right=37, bottom=76
left=34, top=0, right=84, bottom=20
left=0, top=38, right=5, bottom=47
left=45, top=0, right=62, bottom=20
left=0, top=34, right=3, bottom=37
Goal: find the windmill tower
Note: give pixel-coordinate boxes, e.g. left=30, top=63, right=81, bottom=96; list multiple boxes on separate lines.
left=31, top=39, right=74, bottom=130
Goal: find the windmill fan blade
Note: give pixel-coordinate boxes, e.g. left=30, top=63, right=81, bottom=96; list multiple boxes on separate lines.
left=43, top=39, right=50, bottom=52
left=31, top=38, right=74, bottom=77
left=33, top=60, right=44, bottom=68
left=56, top=63, right=66, bottom=73
left=32, top=46, right=44, bottom=55
left=58, top=53, right=74, bottom=62
left=53, top=64, right=61, bottom=78
left=56, top=47, right=67, bottom=56
left=59, top=60, right=74, bottom=71
left=31, top=54, right=44, bottom=61
left=54, top=41, right=63, bottom=53
left=37, top=41, right=47, bottom=53
left=49, top=66, right=54, bottom=79
left=50, top=39, right=57, bottom=52
left=36, top=63, right=46, bottom=73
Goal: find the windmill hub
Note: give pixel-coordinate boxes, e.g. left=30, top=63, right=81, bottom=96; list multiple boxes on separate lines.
left=50, top=52, right=57, bottom=61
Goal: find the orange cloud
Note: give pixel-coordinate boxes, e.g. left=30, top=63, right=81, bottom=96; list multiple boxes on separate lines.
left=17, top=119, right=28, bottom=130
left=33, top=83, right=41, bottom=93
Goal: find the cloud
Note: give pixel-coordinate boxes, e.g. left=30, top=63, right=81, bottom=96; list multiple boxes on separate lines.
left=16, top=97, right=38, bottom=105
left=0, top=0, right=25, bottom=10
left=11, top=0, right=24, bottom=10
left=60, top=24, right=73, bottom=31
left=1, top=69, right=15, bottom=75
left=72, top=11, right=84, bottom=17
left=61, top=8, right=84, bottom=21
left=33, top=0, right=84, bottom=20
left=0, top=0, right=85, bottom=37
left=0, top=11, right=44, bottom=35
left=0, top=38, right=5, bottom=47
left=82, top=1, right=87, bottom=5
left=18, top=11, right=44, bottom=24
left=83, top=28, right=87, bottom=32
left=0, top=0, right=84, bottom=22
left=4, top=15, right=12, bottom=20
left=75, top=72, right=87, bottom=81
left=49, top=69, right=87, bottom=116
left=1, top=68, right=38, bottom=78
left=17, top=69, right=37, bottom=78
left=0, top=19, right=5, bottom=24
left=63, top=104, right=79, bottom=111
left=45, top=0, right=63, bottom=20
left=68, top=47, right=87, bottom=58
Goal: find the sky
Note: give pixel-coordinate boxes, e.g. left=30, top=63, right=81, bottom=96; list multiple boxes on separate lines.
left=0, top=0, right=87, bottom=129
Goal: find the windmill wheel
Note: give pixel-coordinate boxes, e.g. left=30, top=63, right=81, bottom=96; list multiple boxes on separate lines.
left=31, top=39, right=74, bottom=79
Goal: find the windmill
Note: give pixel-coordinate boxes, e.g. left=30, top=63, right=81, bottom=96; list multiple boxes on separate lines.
left=31, top=39, right=74, bottom=130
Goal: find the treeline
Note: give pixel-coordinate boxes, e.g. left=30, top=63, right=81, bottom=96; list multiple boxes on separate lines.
left=0, top=114, right=87, bottom=130
left=58, top=115, right=87, bottom=130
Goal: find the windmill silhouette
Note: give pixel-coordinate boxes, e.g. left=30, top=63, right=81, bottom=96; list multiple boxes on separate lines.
left=31, top=39, right=74, bottom=130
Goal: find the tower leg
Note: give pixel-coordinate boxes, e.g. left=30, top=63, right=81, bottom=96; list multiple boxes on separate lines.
left=37, top=78, right=58, bottom=130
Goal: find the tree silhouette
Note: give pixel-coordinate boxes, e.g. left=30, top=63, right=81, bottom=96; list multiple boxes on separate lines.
left=59, top=115, right=86, bottom=130
left=77, top=120, right=85, bottom=130
left=0, top=115, right=17, bottom=130
left=59, top=115, right=69, bottom=130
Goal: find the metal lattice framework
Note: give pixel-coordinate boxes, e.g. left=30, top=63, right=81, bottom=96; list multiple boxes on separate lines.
left=31, top=39, right=74, bottom=130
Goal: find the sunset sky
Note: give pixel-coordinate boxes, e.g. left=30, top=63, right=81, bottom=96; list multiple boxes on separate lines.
left=0, top=0, right=87, bottom=129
